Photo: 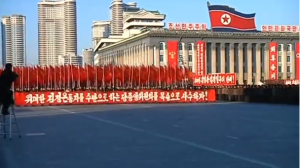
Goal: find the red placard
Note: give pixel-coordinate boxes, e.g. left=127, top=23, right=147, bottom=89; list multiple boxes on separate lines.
left=280, top=25, right=285, bottom=32
left=296, top=43, right=300, bottom=79
left=268, top=25, right=274, bottom=32
left=195, top=24, right=200, bottom=30
left=193, top=73, right=236, bottom=86
left=167, top=41, right=178, bottom=67
left=196, top=41, right=206, bottom=75
left=292, top=26, right=297, bottom=33
left=269, top=42, right=278, bottom=80
left=175, top=23, right=181, bottom=30
left=181, top=23, right=187, bottom=30
left=188, top=23, right=194, bottom=30
left=168, top=23, right=174, bottom=30
left=14, top=90, right=216, bottom=106
left=201, top=24, right=207, bottom=30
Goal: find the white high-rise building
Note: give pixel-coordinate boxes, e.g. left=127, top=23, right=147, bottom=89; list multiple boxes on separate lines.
left=110, top=0, right=140, bottom=35
left=92, top=21, right=110, bottom=48
left=82, top=48, right=94, bottom=65
left=110, top=0, right=124, bottom=35
left=38, top=0, right=77, bottom=66
left=1, top=15, right=26, bottom=66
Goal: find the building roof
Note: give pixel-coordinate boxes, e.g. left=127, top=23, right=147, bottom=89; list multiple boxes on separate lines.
left=95, top=30, right=299, bottom=52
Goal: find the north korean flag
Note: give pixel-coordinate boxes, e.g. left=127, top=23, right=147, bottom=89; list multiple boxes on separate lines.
left=208, top=4, right=257, bottom=32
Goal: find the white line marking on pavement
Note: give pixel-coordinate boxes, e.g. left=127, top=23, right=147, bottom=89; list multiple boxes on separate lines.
left=48, top=106, right=279, bottom=168
left=240, top=117, right=299, bottom=127
left=26, top=133, right=46, bottom=136
left=227, top=136, right=239, bottom=140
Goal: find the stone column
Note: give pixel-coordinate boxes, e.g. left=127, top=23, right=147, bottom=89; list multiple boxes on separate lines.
left=238, top=44, right=244, bottom=85
left=291, top=46, right=295, bottom=79
left=147, top=46, right=155, bottom=65
left=247, top=44, right=252, bottom=85
left=255, top=44, right=261, bottom=84
left=125, top=49, right=127, bottom=65
left=282, top=44, right=287, bottom=79
left=264, top=44, right=270, bottom=79
left=137, top=45, right=140, bottom=65
left=184, top=43, right=189, bottom=68
left=221, top=43, right=226, bottom=73
left=229, top=44, right=234, bottom=73
left=211, top=43, right=216, bottom=73
left=141, top=44, right=144, bottom=65
left=164, top=42, right=168, bottom=66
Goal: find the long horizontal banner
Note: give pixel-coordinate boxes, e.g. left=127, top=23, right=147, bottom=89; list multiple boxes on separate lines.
left=15, top=90, right=216, bottom=106
left=284, top=80, right=299, bottom=85
left=193, top=73, right=237, bottom=86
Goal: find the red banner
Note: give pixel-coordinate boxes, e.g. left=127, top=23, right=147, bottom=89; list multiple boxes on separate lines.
left=196, top=41, right=206, bottom=75
left=295, top=43, right=299, bottom=79
left=193, top=73, right=237, bottom=86
left=269, top=42, right=278, bottom=80
left=167, top=41, right=179, bottom=67
left=14, top=90, right=216, bottom=106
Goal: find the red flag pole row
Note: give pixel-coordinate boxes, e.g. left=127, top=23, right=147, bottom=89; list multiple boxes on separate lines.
left=0, top=64, right=195, bottom=92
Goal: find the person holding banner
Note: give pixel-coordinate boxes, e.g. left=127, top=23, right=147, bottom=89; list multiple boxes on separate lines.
left=0, top=63, right=19, bottom=115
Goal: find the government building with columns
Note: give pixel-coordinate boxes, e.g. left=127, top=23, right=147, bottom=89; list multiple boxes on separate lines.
left=94, top=30, right=299, bottom=85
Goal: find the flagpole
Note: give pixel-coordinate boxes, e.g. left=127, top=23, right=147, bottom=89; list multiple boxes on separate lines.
left=95, top=65, right=98, bottom=91
left=102, top=64, right=105, bottom=90
left=112, top=57, right=115, bottom=91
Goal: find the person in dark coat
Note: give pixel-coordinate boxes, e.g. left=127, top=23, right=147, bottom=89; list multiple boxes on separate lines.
left=0, top=63, right=19, bottom=115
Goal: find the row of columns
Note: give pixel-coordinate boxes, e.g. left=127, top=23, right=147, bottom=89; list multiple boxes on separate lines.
left=97, top=42, right=295, bottom=85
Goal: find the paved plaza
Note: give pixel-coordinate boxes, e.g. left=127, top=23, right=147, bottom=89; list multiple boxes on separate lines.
left=0, top=102, right=299, bottom=168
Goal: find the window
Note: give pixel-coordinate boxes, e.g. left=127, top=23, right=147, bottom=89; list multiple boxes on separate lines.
left=159, top=43, right=164, bottom=50
left=188, top=55, right=192, bottom=62
left=278, top=56, right=282, bottom=62
left=188, top=43, right=192, bottom=50
left=188, top=66, right=192, bottom=71
left=287, top=44, right=292, bottom=51
left=278, top=65, right=282, bottom=72
left=179, top=43, right=183, bottom=50
left=287, top=66, right=291, bottom=72
left=159, top=55, right=164, bottom=62
left=278, top=44, right=282, bottom=51
left=287, top=56, right=291, bottom=62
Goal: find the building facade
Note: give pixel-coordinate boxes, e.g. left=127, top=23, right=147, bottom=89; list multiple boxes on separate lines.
left=94, top=9, right=166, bottom=51
left=122, top=9, right=165, bottom=37
left=58, top=54, right=82, bottom=66
left=94, top=30, right=299, bottom=85
left=38, top=0, right=77, bottom=66
left=1, top=15, right=26, bottom=66
left=92, top=21, right=110, bottom=48
left=82, top=48, right=93, bottom=65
